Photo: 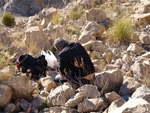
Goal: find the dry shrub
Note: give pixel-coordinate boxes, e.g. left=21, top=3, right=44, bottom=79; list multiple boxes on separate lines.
left=106, top=17, right=133, bottom=45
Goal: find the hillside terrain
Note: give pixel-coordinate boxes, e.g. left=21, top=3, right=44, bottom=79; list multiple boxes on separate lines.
left=0, top=0, right=150, bottom=113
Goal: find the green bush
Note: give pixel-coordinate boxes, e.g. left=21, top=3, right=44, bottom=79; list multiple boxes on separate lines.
left=106, top=17, right=133, bottom=44
left=2, top=12, right=15, bottom=27
left=69, top=7, right=84, bottom=20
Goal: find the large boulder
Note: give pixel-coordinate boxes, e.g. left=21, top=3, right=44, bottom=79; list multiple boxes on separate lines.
left=7, top=75, right=38, bottom=100
left=132, top=85, right=150, bottom=102
left=79, top=21, right=105, bottom=43
left=25, top=26, right=51, bottom=50
left=44, top=106, right=77, bottom=113
left=0, top=85, right=12, bottom=107
left=78, top=98, right=104, bottom=112
left=47, top=84, right=75, bottom=106
left=86, top=8, right=107, bottom=24
left=95, top=69, right=123, bottom=93
left=39, top=76, right=56, bottom=92
left=76, top=84, right=100, bottom=98
left=111, top=98, right=150, bottom=113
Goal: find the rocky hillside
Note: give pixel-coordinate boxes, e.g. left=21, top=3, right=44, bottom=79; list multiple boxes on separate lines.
left=1, top=0, right=71, bottom=16
left=1, top=0, right=150, bottom=112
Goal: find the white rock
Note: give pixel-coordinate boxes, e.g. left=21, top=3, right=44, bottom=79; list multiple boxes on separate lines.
left=47, top=85, right=75, bottom=106
left=76, top=84, right=100, bottom=98
left=78, top=98, right=104, bottom=112
left=39, top=76, right=56, bottom=92
left=111, top=98, right=150, bottom=113
left=139, top=33, right=150, bottom=44
left=86, top=8, right=107, bottom=24
left=132, top=85, right=150, bottom=102
left=65, top=92, right=84, bottom=107
left=106, top=98, right=126, bottom=113
left=127, top=43, right=144, bottom=55
left=79, top=21, right=105, bottom=43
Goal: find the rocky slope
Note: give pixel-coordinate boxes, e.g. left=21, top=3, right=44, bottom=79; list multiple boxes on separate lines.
left=1, top=0, right=150, bottom=112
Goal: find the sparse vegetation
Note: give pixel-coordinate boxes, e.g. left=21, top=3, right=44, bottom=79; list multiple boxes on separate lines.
left=105, top=51, right=113, bottom=64
left=69, top=7, right=84, bottom=20
left=52, top=13, right=60, bottom=24
left=106, top=17, right=133, bottom=44
left=0, top=52, right=10, bottom=69
left=66, top=26, right=80, bottom=36
left=2, top=12, right=15, bottom=27
left=91, top=50, right=99, bottom=59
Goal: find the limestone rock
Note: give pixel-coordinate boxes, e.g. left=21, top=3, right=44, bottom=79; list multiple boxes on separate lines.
left=39, top=8, right=57, bottom=19
left=0, top=85, right=12, bottom=107
left=119, top=79, right=141, bottom=96
left=105, top=91, right=122, bottom=104
left=106, top=98, right=126, bottom=113
left=95, top=69, right=123, bottom=93
left=47, top=85, right=75, bottom=106
left=25, top=26, right=51, bottom=50
left=41, top=18, right=50, bottom=28
left=127, top=43, right=144, bottom=55
left=44, top=106, right=77, bottom=113
left=78, top=98, right=104, bottom=112
left=79, top=21, right=105, bottom=43
left=121, top=63, right=130, bottom=72
left=7, top=75, right=38, bottom=100
left=105, top=64, right=120, bottom=71
left=139, top=33, right=150, bottom=44
left=131, top=13, right=150, bottom=25
left=131, top=61, right=148, bottom=81
left=132, top=85, right=150, bottom=102
left=91, top=41, right=105, bottom=53
left=39, top=76, right=56, bottom=92
left=65, top=92, right=84, bottom=107
left=135, top=2, right=150, bottom=14
left=40, top=90, right=49, bottom=97
left=111, top=98, right=150, bottom=113
left=86, top=8, right=107, bottom=24
left=0, top=66, right=15, bottom=82
left=82, top=40, right=95, bottom=51
left=122, top=54, right=132, bottom=65
left=76, top=84, right=100, bottom=98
